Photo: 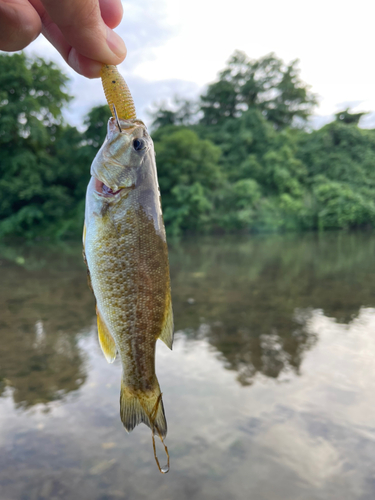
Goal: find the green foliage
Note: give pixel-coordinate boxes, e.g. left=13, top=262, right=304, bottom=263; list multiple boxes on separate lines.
left=150, top=98, right=198, bottom=129
left=211, top=179, right=262, bottom=231
left=153, top=127, right=222, bottom=235
left=335, top=108, right=367, bottom=125
left=0, top=53, right=88, bottom=239
left=84, top=104, right=111, bottom=148
left=200, top=51, right=317, bottom=129
left=1, top=51, right=375, bottom=239
left=296, top=121, right=375, bottom=230
left=313, top=182, right=375, bottom=230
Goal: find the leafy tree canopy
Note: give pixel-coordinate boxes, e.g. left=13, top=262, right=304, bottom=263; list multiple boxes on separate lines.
left=0, top=53, right=87, bottom=239
left=1, top=52, right=375, bottom=239
left=335, top=108, right=367, bottom=125
left=199, top=51, right=317, bottom=129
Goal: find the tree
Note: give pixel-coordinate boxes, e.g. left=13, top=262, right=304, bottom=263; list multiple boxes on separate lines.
left=0, top=53, right=87, bottom=238
left=200, top=51, right=317, bottom=129
left=2, top=52, right=375, bottom=239
left=150, top=98, right=199, bottom=130
left=335, top=108, right=367, bottom=125
left=153, top=127, right=223, bottom=235
left=83, top=104, right=111, bottom=148
left=297, top=121, right=375, bottom=230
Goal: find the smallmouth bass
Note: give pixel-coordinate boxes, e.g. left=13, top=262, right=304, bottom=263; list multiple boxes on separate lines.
left=83, top=65, right=173, bottom=472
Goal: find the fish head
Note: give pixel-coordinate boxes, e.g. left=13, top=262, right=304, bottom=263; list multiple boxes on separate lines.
left=90, top=117, right=153, bottom=194
left=85, top=116, right=164, bottom=239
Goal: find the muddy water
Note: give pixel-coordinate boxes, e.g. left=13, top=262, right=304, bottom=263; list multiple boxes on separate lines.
left=1, top=232, right=375, bottom=500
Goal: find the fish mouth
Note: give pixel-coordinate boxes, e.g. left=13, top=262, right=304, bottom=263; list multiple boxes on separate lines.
left=94, top=177, right=123, bottom=197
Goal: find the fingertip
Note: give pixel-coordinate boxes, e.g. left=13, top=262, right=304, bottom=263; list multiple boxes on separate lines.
left=0, top=2, right=41, bottom=51
left=100, top=0, right=123, bottom=29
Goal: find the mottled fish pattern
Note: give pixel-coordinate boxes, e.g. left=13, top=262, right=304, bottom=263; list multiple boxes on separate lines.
left=83, top=92, right=173, bottom=441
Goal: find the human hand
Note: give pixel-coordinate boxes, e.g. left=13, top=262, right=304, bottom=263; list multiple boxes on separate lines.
left=0, top=0, right=126, bottom=78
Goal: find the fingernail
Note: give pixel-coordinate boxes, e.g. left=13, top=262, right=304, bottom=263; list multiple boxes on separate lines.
left=106, top=27, right=127, bottom=59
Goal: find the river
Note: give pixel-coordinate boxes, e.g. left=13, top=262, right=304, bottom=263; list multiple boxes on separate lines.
left=1, top=232, right=375, bottom=499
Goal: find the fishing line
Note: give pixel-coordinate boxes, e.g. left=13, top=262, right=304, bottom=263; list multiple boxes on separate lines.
left=150, top=393, right=170, bottom=474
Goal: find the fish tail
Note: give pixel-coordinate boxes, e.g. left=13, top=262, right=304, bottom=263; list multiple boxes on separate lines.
left=120, top=378, right=167, bottom=438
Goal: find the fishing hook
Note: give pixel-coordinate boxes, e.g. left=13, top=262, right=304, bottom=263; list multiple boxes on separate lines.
left=112, top=104, right=122, bottom=133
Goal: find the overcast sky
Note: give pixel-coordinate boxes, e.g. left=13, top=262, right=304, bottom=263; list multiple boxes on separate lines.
left=23, top=0, right=375, bottom=130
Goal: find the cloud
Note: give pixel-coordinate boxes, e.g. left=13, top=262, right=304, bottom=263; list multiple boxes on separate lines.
left=118, top=0, right=175, bottom=69
left=335, top=100, right=364, bottom=111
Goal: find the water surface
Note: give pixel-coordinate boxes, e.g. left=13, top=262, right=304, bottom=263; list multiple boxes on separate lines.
left=1, top=233, right=375, bottom=499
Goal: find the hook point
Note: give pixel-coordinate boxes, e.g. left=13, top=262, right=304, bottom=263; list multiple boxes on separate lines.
left=112, top=104, right=122, bottom=133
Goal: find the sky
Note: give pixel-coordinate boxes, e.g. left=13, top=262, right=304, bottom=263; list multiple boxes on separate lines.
left=23, top=0, right=375, bottom=130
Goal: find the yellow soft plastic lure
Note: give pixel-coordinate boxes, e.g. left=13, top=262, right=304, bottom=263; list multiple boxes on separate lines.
left=100, top=64, right=137, bottom=120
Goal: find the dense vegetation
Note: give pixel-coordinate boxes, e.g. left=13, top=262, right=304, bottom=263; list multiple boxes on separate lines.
left=1, top=52, right=375, bottom=239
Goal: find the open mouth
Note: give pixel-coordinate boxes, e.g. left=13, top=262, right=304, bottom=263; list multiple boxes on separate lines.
left=94, top=178, right=123, bottom=197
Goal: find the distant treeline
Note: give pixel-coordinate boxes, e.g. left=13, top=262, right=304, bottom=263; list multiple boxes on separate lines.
left=1, top=52, right=375, bottom=239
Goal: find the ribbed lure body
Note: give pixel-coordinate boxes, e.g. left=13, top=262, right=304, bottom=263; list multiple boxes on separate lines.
left=100, top=65, right=137, bottom=120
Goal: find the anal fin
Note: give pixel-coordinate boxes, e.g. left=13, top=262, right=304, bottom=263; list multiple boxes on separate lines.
left=158, top=292, right=174, bottom=350
left=96, top=306, right=117, bottom=363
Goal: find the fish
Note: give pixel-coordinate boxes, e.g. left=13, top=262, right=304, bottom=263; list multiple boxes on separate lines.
left=83, top=65, right=173, bottom=473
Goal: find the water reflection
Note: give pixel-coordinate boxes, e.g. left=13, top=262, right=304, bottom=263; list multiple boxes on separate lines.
left=0, top=244, right=92, bottom=406
left=170, top=232, right=375, bottom=385
left=1, top=233, right=375, bottom=499
left=2, top=232, right=375, bottom=403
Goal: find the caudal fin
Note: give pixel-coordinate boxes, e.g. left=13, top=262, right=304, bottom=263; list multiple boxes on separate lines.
left=120, top=379, right=167, bottom=438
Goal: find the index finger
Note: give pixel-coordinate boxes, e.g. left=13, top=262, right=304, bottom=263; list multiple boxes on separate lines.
left=38, top=0, right=126, bottom=64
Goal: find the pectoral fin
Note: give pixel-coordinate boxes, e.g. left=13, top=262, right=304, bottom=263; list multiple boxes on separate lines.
left=158, top=293, right=174, bottom=350
left=96, top=306, right=117, bottom=363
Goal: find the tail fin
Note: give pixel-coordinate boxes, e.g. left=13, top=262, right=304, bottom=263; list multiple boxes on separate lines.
left=120, top=379, right=167, bottom=438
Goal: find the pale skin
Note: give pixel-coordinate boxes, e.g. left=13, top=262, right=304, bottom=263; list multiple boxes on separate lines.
left=0, top=0, right=126, bottom=78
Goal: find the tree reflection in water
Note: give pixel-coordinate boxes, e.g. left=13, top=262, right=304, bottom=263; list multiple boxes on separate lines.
left=1, top=231, right=375, bottom=403
left=0, top=244, right=93, bottom=407
left=169, top=232, right=375, bottom=385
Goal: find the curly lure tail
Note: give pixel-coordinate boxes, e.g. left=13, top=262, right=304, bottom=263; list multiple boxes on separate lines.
left=100, top=65, right=136, bottom=120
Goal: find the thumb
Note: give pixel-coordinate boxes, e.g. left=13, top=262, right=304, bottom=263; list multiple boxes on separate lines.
left=31, top=0, right=126, bottom=65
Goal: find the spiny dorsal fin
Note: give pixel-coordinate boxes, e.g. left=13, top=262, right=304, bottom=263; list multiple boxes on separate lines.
left=96, top=306, right=117, bottom=363
left=158, top=292, right=174, bottom=350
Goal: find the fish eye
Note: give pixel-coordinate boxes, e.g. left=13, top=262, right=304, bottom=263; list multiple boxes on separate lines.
left=133, top=138, right=145, bottom=151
